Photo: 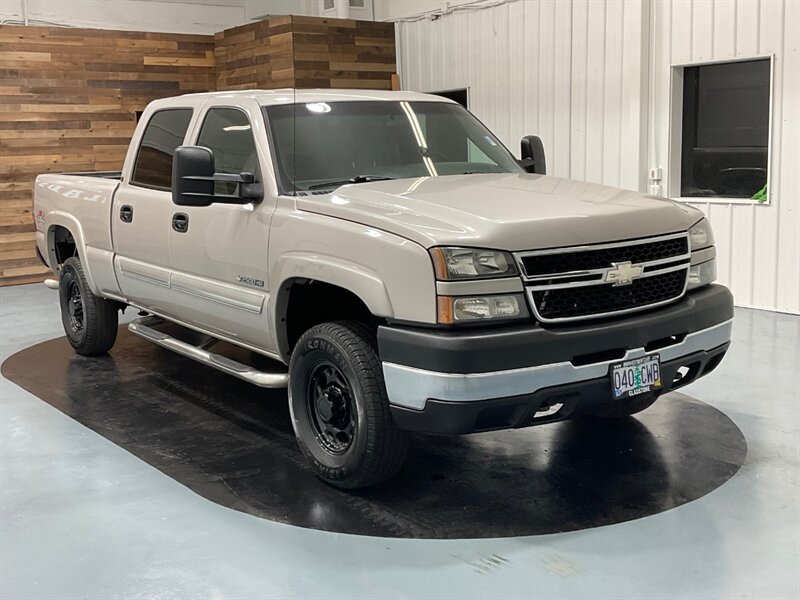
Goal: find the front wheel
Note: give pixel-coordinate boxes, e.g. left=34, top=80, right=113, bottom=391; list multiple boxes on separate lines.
left=59, top=256, right=119, bottom=356
left=289, top=321, right=409, bottom=489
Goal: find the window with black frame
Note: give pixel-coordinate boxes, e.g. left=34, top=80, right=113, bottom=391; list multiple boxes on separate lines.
left=680, top=58, right=770, bottom=200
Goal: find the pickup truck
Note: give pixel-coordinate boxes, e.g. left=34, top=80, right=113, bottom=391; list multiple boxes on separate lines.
left=34, top=89, right=733, bottom=489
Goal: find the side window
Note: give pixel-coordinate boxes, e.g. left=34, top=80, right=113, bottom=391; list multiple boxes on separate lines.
left=131, top=109, right=193, bottom=190
left=196, top=108, right=259, bottom=195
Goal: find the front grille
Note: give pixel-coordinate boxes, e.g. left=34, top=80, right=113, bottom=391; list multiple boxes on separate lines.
left=521, top=236, right=689, bottom=277
left=515, top=233, right=690, bottom=322
left=531, top=269, right=687, bottom=321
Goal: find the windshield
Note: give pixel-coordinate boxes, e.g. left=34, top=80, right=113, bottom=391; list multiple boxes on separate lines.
left=263, top=100, right=523, bottom=194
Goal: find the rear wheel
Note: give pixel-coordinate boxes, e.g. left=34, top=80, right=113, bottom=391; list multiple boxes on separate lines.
left=59, top=257, right=119, bottom=356
left=289, top=321, right=408, bottom=489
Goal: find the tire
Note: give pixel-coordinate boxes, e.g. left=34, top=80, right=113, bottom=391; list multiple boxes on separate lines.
left=289, top=320, right=409, bottom=489
left=592, top=393, right=660, bottom=418
left=59, top=256, right=119, bottom=356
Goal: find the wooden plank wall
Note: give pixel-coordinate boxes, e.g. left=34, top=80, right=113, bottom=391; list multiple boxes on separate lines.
left=215, top=16, right=396, bottom=91
left=291, top=17, right=396, bottom=90
left=214, top=16, right=295, bottom=90
left=0, top=16, right=395, bottom=286
left=0, top=25, right=216, bottom=286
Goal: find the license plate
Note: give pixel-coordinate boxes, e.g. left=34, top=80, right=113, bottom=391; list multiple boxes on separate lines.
left=610, top=354, right=662, bottom=400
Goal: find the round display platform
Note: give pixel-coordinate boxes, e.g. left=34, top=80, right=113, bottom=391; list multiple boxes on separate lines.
left=2, top=327, right=747, bottom=539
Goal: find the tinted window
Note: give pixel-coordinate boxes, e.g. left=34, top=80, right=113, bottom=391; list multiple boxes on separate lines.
left=196, top=108, right=259, bottom=195
left=265, top=101, right=522, bottom=194
left=681, top=59, right=770, bottom=198
left=131, top=109, right=193, bottom=190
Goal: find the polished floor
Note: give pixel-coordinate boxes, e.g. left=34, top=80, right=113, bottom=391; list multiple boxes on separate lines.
left=1, top=283, right=798, bottom=599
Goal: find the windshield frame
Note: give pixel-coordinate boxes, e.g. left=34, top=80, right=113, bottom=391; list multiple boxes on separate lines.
left=261, top=100, right=523, bottom=196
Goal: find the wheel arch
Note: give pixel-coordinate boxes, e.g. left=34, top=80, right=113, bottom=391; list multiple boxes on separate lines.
left=271, top=254, right=394, bottom=361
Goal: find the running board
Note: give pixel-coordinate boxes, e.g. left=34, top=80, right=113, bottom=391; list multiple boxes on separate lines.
left=128, top=318, right=288, bottom=388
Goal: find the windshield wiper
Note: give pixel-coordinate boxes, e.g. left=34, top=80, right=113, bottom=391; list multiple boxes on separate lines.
left=307, top=175, right=394, bottom=190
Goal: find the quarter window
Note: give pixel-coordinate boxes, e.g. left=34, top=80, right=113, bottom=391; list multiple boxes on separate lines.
left=131, top=109, right=193, bottom=190
left=196, top=108, right=259, bottom=195
left=680, top=59, right=770, bottom=199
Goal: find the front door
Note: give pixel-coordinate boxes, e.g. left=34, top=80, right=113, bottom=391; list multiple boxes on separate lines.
left=169, top=106, right=272, bottom=349
left=112, top=108, right=193, bottom=315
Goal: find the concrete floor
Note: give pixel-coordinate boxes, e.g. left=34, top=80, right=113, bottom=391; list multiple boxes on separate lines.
left=1, top=283, right=798, bottom=600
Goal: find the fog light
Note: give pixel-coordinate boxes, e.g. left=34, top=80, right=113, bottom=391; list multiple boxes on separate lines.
left=688, top=260, right=717, bottom=290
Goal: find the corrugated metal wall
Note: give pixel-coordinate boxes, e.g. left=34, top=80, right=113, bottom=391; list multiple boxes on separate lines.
left=648, top=0, right=799, bottom=314
left=397, top=0, right=800, bottom=314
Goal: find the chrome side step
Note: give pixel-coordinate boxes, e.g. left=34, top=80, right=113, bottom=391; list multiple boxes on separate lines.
left=128, top=317, right=288, bottom=388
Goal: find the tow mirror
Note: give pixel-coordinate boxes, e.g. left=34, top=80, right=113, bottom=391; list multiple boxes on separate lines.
left=519, top=135, right=547, bottom=175
left=172, top=146, right=263, bottom=206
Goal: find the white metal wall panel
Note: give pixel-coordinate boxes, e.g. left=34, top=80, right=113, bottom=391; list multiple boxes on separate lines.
left=396, top=0, right=799, bottom=314
left=648, top=0, right=799, bottom=314
left=397, top=0, right=648, bottom=189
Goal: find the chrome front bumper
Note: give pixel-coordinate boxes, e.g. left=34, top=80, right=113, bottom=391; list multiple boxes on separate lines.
left=383, top=319, right=732, bottom=411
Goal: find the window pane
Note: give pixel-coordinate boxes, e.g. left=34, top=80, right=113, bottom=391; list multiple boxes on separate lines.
left=681, top=59, right=770, bottom=198
left=131, top=109, right=192, bottom=190
left=197, top=108, right=258, bottom=195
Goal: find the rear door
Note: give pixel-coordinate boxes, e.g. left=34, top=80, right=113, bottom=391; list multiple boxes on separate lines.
left=112, top=108, right=193, bottom=315
left=168, top=103, right=273, bottom=348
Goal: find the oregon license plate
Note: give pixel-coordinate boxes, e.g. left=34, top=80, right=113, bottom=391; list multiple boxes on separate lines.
left=611, top=354, right=662, bottom=400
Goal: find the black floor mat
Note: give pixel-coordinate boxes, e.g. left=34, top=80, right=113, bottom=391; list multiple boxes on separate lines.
left=1, top=327, right=747, bottom=539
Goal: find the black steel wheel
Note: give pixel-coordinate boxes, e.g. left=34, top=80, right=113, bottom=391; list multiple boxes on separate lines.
left=64, top=278, right=85, bottom=333
left=58, top=256, right=119, bottom=356
left=289, top=321, right=409, bottom=489
left=307, top=362, right=356, bottom=454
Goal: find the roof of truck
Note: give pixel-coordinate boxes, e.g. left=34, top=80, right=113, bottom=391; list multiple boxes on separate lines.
left=173, top=88, right=455, bottom=106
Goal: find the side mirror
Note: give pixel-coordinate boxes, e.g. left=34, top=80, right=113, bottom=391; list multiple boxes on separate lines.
left=172, top=146, right=263, bottom=206
left=519, top=135, right=547, bottom=175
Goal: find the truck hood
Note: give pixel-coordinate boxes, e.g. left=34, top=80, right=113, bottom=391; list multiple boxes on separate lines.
left=296, top=173, right=703, bottom=251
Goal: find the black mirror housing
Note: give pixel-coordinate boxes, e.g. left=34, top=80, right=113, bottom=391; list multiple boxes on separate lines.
left=172, top=146, right=262, bottom=206
left=520, top=135, right=547, bottom=175
left=173, top=146, right=215, bottom=206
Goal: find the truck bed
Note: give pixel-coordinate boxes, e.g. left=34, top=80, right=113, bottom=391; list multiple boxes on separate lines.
left=33, top=172, right=123, bottom=294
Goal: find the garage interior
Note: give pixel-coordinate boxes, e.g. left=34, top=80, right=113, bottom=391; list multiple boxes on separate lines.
left=1, top=1, right=798, bottom=599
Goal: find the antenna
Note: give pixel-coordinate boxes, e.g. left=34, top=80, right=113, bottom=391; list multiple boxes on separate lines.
left=292, top=86, right=296, bottom=196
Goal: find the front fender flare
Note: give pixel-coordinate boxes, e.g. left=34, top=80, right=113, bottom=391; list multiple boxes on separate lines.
left=270, top=252, right=394, bottom=358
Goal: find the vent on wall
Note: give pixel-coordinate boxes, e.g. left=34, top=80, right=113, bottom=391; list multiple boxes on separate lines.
left=349, top=0, right=365, bottom=7
left=323, top=0, right=334, bottom=9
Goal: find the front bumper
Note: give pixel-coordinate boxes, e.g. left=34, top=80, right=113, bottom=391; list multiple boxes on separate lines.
left=379, top=284, right=733, bottom=434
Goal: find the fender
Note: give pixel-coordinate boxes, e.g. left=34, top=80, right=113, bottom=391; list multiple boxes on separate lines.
left=45, top=213, right=99, bottom=294
left=270, top=251, right=394, bottom=358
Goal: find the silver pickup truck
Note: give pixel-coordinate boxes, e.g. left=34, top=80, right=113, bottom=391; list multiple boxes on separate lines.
left=34, top=89, right=733, bottom=488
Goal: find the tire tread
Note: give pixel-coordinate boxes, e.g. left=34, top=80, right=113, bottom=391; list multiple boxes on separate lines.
left=60, top=257, right=118, bottom=356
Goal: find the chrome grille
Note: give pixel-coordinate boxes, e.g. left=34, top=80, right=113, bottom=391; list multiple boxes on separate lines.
left=515, top=233, right=691, bottom=323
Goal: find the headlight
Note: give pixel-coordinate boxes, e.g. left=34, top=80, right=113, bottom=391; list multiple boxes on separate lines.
left=430, top=247, right=518, bottom=280
left=688, top=259, right=717, bottom=290
left=437, top=294, right=528, bottom=324
left=689, top=218, right=715, bottom=250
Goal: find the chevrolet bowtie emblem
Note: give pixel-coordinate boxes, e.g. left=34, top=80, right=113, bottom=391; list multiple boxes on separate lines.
left=604, top=261, right=643, bottom=286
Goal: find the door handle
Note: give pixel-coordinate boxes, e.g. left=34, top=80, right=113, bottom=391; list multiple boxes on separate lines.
left=120, top=205, right=133, bottom=223
left=172, top=212, right=189, bottom=233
